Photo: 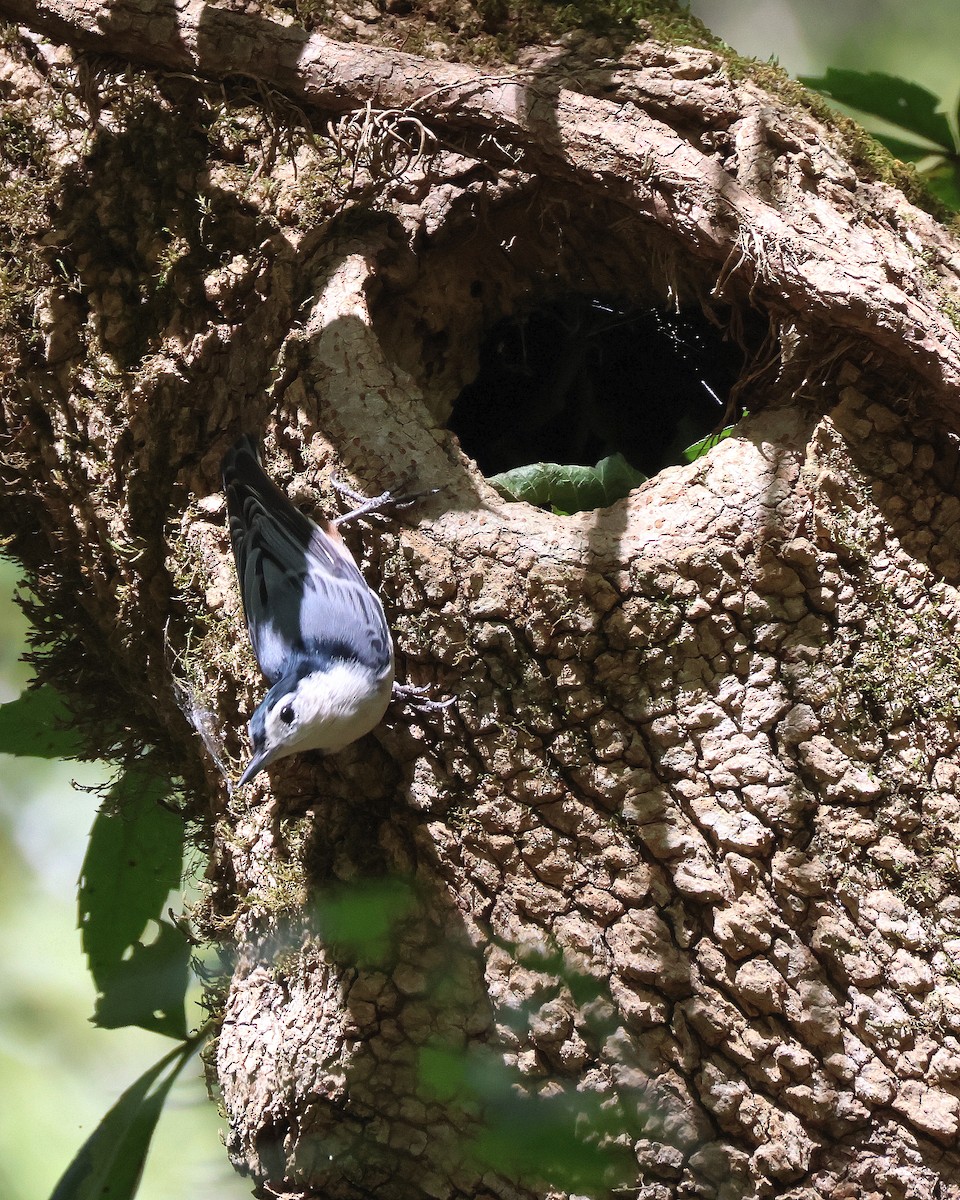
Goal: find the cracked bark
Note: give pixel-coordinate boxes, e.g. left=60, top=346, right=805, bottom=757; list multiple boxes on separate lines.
left=4, top=3, right=960, bottom=1198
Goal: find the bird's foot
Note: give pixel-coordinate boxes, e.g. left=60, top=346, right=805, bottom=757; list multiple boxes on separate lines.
left=392, top=681, right=456, bottom=713
left=332, top=478, right=441, bottom=526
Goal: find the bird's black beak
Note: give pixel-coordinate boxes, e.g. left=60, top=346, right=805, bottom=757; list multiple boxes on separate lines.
left=238, top=744, right=279, bottom=786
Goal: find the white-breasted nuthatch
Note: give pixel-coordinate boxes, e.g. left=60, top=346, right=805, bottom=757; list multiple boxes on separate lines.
left=223, top=437, right=400, bottom=786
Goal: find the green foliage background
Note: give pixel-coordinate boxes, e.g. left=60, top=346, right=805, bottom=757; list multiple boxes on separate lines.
left=0, top=558, right=245, bottom=1200
left=692, top=0, right=960, bottom=104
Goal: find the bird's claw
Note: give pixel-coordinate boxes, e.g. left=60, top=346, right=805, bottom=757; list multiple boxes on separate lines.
left=392, top=681, right=456, bottom=713
left=332, top=478, right=442, bottom=526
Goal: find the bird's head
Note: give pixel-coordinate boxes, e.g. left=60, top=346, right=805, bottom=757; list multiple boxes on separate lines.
left=238, top=658, right=393, bottom=785
left=239, top=678, right=310, bottom=786
left=237, top=676, right=331, bottom=787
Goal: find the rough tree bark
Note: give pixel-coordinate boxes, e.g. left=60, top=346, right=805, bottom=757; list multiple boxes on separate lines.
left=4, top=2, right=960, bottom=1198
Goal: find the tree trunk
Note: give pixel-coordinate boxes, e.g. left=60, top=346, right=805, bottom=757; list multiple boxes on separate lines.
left=4, top=3, right=960, bottom=1198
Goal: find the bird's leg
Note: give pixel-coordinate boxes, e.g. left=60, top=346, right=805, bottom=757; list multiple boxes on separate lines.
left=332, top=478, right=441, bottom=526
left=392, top=681, right=457, bottom=713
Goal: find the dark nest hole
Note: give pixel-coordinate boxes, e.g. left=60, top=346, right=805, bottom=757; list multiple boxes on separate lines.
left=449, top=296, right=753, bottom=498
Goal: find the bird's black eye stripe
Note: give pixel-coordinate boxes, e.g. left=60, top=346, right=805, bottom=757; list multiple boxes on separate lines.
left=280, top=704, right=295, bottom=724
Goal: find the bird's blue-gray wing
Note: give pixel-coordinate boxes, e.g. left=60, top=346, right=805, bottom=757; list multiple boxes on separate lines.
left=222, top=439, right=392, bottom=684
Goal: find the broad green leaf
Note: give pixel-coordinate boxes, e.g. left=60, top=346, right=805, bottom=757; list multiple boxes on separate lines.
left=92, top=920, right=191, bottom=1038
left=314, top=877, right=417, bottom=965
left=419, top=1045, right=637, bottom=1193
left=0, top=684, right=84, bottom=758
left=49, top=1039, right=195, bottom=1200
left=79, top=761, right=188, bottom=1038
left=594, top=452, right=647, bottom=500
left=489, top=453, right=646, bottom=513
left=921, top=159, right=960, bottom=212
left=871, top=133, right=947, bottom=164
left=419, top=1044, right=468, bottom=1101
left=682, top=422, right=738, bottom=463
left=799, top=69, right=955, bottom=152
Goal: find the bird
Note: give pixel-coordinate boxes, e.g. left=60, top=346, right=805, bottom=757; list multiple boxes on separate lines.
left=222, top=437, right=397, bottom=786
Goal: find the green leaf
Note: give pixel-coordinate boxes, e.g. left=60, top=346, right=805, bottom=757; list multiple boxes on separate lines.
left=871, top=133, right=947, bottom=164
left=419, top=1044, right=468, bottom=1101
left=49, top=1039, right=195, bottom=1200
left=314, top=877, right=417, bottom=966
left=921, top=159, right=960, bottom=212
left=799, top=69, right=955, bottom=152
left=0, top=684, right=85, bottom=758
left=488, top=453, right=646, bottom=513
left=682, top=422, right=739, bottom=464
left=79, top=761, right=188, bottom=1038
left=419, top=1046, right=637, bottom=1193
left=92, top=920, right=191, bottom=1037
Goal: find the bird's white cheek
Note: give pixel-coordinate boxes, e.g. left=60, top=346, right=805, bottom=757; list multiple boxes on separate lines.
left=276, top=718, right=312, bottom=753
